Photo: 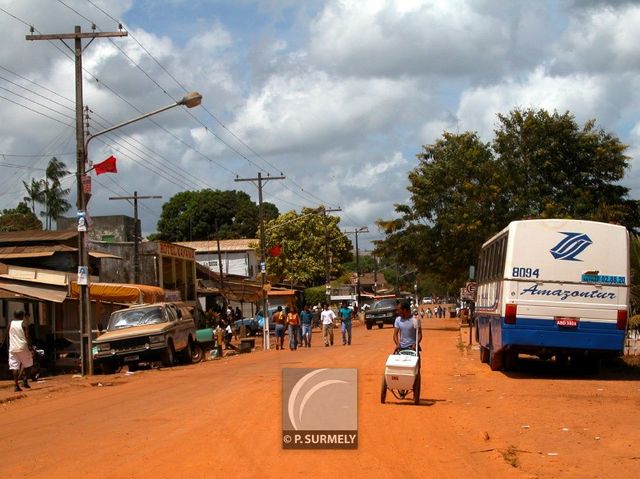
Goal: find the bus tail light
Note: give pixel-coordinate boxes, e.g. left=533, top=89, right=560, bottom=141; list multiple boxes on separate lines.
left=505, top=304, right=517, bottom=324
left=617, top=310, right=628, bottom=330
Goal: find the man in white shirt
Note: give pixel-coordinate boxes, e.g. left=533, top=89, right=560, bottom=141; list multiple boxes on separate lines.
left=8, top=310, right=33, bottom=392
left=320, top=303, right=336, bottom=347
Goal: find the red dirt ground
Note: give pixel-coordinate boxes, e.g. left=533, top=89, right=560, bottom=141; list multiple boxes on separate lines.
left=1, top=318, right=639, bottom=479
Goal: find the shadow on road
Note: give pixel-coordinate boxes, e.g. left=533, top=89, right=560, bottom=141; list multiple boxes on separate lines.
left=501, top=356, right=640, bottom=381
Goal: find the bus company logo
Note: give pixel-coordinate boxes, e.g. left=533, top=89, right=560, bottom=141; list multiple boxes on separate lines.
left=550, top=232, right=592, bottom=261
left=282, top=368, right=357, bottom=450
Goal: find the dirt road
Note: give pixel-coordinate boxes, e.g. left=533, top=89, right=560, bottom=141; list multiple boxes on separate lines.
left=1, top=319, right=639, bottom=479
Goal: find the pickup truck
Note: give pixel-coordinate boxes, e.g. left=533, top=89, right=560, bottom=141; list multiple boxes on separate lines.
left=94, top=302, right=196, bottom=373
left=364, top=299, right=398, bottom=330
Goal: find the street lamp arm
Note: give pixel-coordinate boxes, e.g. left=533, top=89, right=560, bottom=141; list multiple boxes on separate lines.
left=84, top=91, right=202, bottom=152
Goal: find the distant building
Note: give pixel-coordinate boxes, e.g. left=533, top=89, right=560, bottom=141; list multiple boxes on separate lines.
left=175, top=239, right=259, bottom=280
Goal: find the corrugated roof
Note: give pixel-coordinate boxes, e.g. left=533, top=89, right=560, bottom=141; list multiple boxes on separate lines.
left=0, top=229, right=77, bottom=244
left=0, top=280, right=68, bottom=303
left=0, top=244, right=77, bottom=258
left=175, top=238, right=258, bottom=253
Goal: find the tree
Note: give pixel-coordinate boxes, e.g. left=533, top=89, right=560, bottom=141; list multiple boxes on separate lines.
left=375, top=131, right=504, bottom=287
left=0, top=202, right=43, bottom=232
left=264, top=207, right=352, bottom=286
left=23, top=178, right=45, bottom=214
left=494, top=109, right=638, bottom=225
left=376, top=108, right=640, bottom=288
left=153, top=189, right=279, bottom=241
left=24, top=157, right=71, bottom=230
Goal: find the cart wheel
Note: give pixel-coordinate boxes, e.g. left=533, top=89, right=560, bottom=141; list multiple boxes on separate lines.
left=380, top=376, right=387, bottom=404
left=413, top=374, right=421, bottom=405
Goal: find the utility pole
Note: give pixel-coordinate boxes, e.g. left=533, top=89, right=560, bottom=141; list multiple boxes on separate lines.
left=109, top=192, right=162, bottom=284
left=27, top=25, right=127, bottom=376
left=235, top=172, right=285, bottom=350
left=345, top=227, right=368, bottom=308
left=320, top=206, right=342, bottom=304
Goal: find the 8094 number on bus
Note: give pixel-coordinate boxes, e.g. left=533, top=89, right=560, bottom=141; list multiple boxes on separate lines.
left=512, top=267, right=540, bottom=278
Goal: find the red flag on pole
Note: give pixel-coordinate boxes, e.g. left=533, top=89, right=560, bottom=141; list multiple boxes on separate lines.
left=93, top=155, right=118, bottom=175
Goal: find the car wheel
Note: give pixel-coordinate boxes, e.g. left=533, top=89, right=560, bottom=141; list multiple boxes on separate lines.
left=191, top=343, right=204, bottom=363
left=503, top=350, right=518, bottom=371
left=161, top=343, right=175, bottom=367
left=377, top=323, right=384, bottom=329
left=366, top=323, right=372, bottom=330
left=181, top=341, right=193, bottom=364
left=380, top=376, right=387, bottom=404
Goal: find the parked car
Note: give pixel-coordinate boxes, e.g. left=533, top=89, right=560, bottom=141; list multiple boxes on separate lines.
left=94, top=302, right=196, bottom=374
left=233, top=318, right=261, bottom=337
left=255, top=306, right=279, bottom=332
left=422, top=297, right=433, bottom=304
left=364, top=298, right=399, bottom=330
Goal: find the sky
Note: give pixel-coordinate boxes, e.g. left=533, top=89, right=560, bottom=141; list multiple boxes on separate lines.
left=1, top=0, right=640, bottom=251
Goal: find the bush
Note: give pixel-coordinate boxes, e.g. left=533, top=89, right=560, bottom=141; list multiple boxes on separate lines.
left=304, top=286, right=326, bottom=307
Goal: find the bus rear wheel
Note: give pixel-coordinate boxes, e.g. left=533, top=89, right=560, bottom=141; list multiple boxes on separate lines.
left=489, top=336, right=503, bottom=371
left=480, top=345, right=490, bottom=363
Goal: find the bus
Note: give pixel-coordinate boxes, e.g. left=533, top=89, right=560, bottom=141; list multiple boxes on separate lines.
left=474, top=219, right=629, bottom=371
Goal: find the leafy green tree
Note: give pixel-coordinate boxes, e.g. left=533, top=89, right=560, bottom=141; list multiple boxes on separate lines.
left=494, top=109, right=638, bottom=225
left=154, top=189, right=278, bottom=241
left=0, top=202, right=43, bottom=231
left=376, top=108, right=640, bottom=288
left=264, top=207, right=352, bottom=286
left=375, top=131, right=503, bottom=286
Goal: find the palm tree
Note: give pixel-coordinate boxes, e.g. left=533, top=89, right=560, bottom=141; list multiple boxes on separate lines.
left=40, top=157, right=71, bottom=230
left=22, top=178, right=45, bottom=214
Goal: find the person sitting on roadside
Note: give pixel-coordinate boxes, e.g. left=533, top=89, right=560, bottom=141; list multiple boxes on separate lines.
left=393, top=300, right=422, bottom=354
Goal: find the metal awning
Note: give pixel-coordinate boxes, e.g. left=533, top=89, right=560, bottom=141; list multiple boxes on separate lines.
left=0, top=280, right=68, bottom=303
left=0, top=251, right=56, bottom=259
left=89, top=251, right=122, bottom=259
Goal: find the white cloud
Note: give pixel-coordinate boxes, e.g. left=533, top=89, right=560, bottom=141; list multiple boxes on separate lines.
left=308, top=0, right=512, bottom=78
left=457, top=67, right=609, bottom=141
left=230, top=69, right=422, bottom=156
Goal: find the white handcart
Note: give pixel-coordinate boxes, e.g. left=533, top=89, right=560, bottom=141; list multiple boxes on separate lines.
left=380, top=346, right=420, bottom=405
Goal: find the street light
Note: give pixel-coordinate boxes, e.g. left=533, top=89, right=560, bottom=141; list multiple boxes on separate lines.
left=78, top=92, right=202, bottom=375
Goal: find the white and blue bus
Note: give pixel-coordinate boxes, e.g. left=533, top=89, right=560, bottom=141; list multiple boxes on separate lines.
left=475, top=219, right=629, bottom=371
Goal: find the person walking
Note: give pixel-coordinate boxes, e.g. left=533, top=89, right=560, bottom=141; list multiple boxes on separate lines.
left=8, top=310, right=33, bottom=392
left=300, top=304, right=314, bottom=348
left=286, top=306, right=301, bottom=350
left=320, top=303, right=336, bottom=347
left=338, top=301, right=353, bottom=346
left=272, top=306, right=286, bottom=350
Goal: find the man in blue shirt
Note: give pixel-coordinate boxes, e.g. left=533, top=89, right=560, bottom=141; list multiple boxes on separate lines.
left=393, top=300, right=422, bottom=352
left=338, top=301, right=353, bottom=346
left=300, top=304, right=314, bottom=348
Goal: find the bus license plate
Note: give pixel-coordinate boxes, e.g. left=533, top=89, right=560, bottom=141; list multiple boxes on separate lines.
left=124, top=355, right=139, bottom=362
left=555, top=317, right=578, bottom=328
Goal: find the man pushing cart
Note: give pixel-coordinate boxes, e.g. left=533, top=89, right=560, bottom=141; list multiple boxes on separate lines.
left=381, top=300, right=423, bottom=405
